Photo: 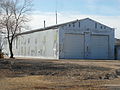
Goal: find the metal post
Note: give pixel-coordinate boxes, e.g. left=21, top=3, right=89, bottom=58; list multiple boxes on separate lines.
left=56, top=11, right=57, bottom=24
left=44, top=20, right=45, bottom=28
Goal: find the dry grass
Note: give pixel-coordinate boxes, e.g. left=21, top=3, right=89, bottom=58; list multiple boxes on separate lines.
left=0, top=59, right=120, bottom=90
left=0, top=76, right=54, bottom=90
left=0, top=75, right=109, bottom=90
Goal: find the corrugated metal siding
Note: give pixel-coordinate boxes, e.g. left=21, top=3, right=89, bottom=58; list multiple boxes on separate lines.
left=12, top=29, right=59, bottom=59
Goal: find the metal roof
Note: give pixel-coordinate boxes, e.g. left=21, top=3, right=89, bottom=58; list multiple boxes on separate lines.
left=17, top=18, right=89, bottom=36
left=17, top=18, right=114, bottom=36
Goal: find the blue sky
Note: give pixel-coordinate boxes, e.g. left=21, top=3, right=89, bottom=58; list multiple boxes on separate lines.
left=28, top=0, right=120, bottom=38
left=33, top=0, right=120, bottom=16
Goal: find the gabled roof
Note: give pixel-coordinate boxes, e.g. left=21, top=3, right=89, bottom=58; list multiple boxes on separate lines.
left=17, top=18, right=113, bottom=36
left=17, top=18, right=86, bottom=36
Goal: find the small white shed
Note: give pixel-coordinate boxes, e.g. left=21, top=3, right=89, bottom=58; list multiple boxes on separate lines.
left=115, top=39, right=120, bottom=60
left=4, top=18, right=115, bottom=59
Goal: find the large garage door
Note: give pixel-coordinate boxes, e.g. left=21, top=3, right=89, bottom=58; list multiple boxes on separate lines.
left=63, top=34, right=84, bottom=59
left=91, top=35, right=109, bottom=59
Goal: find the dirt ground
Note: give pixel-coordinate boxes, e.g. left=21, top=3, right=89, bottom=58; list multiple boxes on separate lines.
left=0, top=58, right=120, bottom=90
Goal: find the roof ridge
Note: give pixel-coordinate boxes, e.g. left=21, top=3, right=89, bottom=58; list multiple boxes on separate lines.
left=17, top=18, right=88, bottom=36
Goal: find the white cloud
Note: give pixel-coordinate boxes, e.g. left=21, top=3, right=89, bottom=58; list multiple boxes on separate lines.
left=27, top=12, right=120, bottom=39
left=84, top=0, right=120, bottom=15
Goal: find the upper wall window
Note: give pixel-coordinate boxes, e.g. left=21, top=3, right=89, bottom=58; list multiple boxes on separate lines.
left=72, top=22, right=75, bottom=27
left=101, top=26, right=103, bottom=29
left=104, top=26, right=106, bottom=29
left=69, top=24, right=71, bottom=27
left=95, top=23, right=97, bottom=29
left=79, top=22, right=80, bottom=28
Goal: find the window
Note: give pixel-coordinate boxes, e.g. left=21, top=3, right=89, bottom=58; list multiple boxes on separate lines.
left=79, top=22, right=80, bottom=28
left=104, top=26, right=106, bottom=29
left=101, top=26, right=103, bottom=29
left=69, top=24, right=71, bottom=27
left=72, top=22, right=75, bottom=27
left=95, top=23, right=97, bottom=29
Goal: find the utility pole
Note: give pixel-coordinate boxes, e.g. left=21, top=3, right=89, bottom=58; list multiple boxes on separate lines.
left=55, top=0, right=58, bottom=24
left=56, top=11, right=57, bottom=24
left=44, top=20, right=46, bottom=28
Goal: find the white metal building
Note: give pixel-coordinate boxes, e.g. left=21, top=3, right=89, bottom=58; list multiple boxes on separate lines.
left=4, top=18, right=115, bottom=59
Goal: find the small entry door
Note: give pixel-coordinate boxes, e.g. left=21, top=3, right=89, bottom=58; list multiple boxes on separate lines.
left=84, top=32, right=91, bottom=59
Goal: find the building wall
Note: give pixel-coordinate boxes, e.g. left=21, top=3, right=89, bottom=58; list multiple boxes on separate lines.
left=9, top=29, right=59, bottom=59
left=0, top=33, right=6, bottom=53
left=59, top=18, right=114, bottom=59
left=115, top=46, right=120, bottom=60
